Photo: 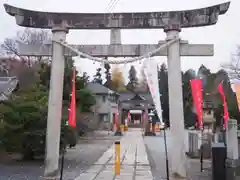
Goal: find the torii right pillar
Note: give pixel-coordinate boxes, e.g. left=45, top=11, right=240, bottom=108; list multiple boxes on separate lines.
left=164, top=27, right=187, bottom=179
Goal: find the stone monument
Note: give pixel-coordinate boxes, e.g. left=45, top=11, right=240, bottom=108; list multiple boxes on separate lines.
left=226, top=119, right=239, bottom=180
left=4, top=2, right=230, bottom=179
left=226, top=119, right=238, bottom=160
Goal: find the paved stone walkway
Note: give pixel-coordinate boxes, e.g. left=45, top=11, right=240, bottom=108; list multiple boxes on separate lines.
left=75, top=129, right=153, bottom=180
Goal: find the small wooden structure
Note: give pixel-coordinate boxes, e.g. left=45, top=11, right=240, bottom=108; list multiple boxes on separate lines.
left=118, top=92, right=154, bottom=127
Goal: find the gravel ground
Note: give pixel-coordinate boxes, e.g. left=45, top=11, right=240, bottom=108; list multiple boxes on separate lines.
left=144, top=132, right=212, bottom=180
left=0, top=131, right=120, bottom=180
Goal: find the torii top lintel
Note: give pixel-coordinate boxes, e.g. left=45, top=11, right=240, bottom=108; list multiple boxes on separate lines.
left=4, top=2, right=230, bottom=30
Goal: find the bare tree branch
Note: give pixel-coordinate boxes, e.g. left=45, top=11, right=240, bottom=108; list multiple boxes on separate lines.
left=1, top=28, right=52, bottom=66
left=0, top=28, right=52, bottom=87
left=221, top=45, right=240, bottom=81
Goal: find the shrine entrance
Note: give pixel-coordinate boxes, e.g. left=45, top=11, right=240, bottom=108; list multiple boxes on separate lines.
left=128, top=110, right=142, bottom=124
left=119, top=92, right=154, bottom=127
left=3, top=2, right=230, bottom=178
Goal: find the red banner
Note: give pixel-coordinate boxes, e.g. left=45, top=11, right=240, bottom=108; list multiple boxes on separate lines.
left=114, top=108, right=118, bottom=131
left=218, top=83, right=229, bottom=129
left=127, top=112, right=131, bottom=121
left=190, top=79, right=203, bottom=129
left=68, top=68, right=76, bottom=128
left=115, top=108, right=118, bottom=125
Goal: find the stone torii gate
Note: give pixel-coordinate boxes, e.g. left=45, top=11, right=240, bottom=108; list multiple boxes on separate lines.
left=4, top=2, right=230, bottom=179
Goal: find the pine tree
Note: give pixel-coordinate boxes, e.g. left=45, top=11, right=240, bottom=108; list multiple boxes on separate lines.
left=104, top=63, right=112, bottom=88
left=93, top=68, right=103, bottom=84
left=182, top=69, right=196, bottom=127
left=138, top=67, right=148, bottom=92
left=197, top=64, right=211, bottom=89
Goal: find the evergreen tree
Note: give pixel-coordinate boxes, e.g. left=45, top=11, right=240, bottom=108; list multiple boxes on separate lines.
left=158, top=64, right=197, bottom=128
left=0, top=82, right=49, bottom=159
left=93, top=68, right=103, bottom=84
left=197, top=64, right=211, bottom=89
left=39, top=57, right=94, bottom=110
left=126, top=65, right=138, bottom=91
left=182, top=69, right=197, bottom=127
left=213, top=70, right=240, bottom=126
left=104, top=63, right=112, bottom=88
left=0, top=29, right=97, bottom=159
left=138, top=67, right=149, bottom=92
left=0, top=57, right=96, bottom=159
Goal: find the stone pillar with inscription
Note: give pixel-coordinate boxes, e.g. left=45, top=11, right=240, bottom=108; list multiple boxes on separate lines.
left=165, top=24, right=187, bottom=179
left=226, top=119, right=239, bottom=180
left=226, top=120, right=238, bottom=159
left=44, top=26, right=68, bottom=179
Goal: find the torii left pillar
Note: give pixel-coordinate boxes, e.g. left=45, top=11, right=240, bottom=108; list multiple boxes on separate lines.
left=44, top=26, right=68, bottom=179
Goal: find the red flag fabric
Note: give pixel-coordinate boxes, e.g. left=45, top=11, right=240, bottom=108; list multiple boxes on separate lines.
left=115, top=108, right=118, bottom=125
left=127, top=112, right=131, bottom=121
left=218, top=83, right=229, bottom=129
left=113, top=108, right=118, bottom=131
left=190, top=79, right=203, bottom=129
left=68, top=68, right=76, bottom=128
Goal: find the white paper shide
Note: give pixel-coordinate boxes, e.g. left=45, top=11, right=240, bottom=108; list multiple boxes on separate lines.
left=143, top=58, right=163, bottom=124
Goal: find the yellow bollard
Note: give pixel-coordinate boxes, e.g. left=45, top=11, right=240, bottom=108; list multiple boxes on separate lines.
left=115, top=141, right=120, bottom=175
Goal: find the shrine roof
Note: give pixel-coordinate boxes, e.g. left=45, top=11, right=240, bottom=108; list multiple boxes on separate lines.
left=119, top=92, right=153, bottom=103
left=0, top=78, right=11, bottom=93
left=86, top=82, right=118, bottom=95
left=0, top=77, right=19, bottom=101
left=3, top=2, right=230, bottom=29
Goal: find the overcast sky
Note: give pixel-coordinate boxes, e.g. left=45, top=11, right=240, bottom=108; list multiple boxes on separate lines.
left=0, top=0, right=239, bottom=82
